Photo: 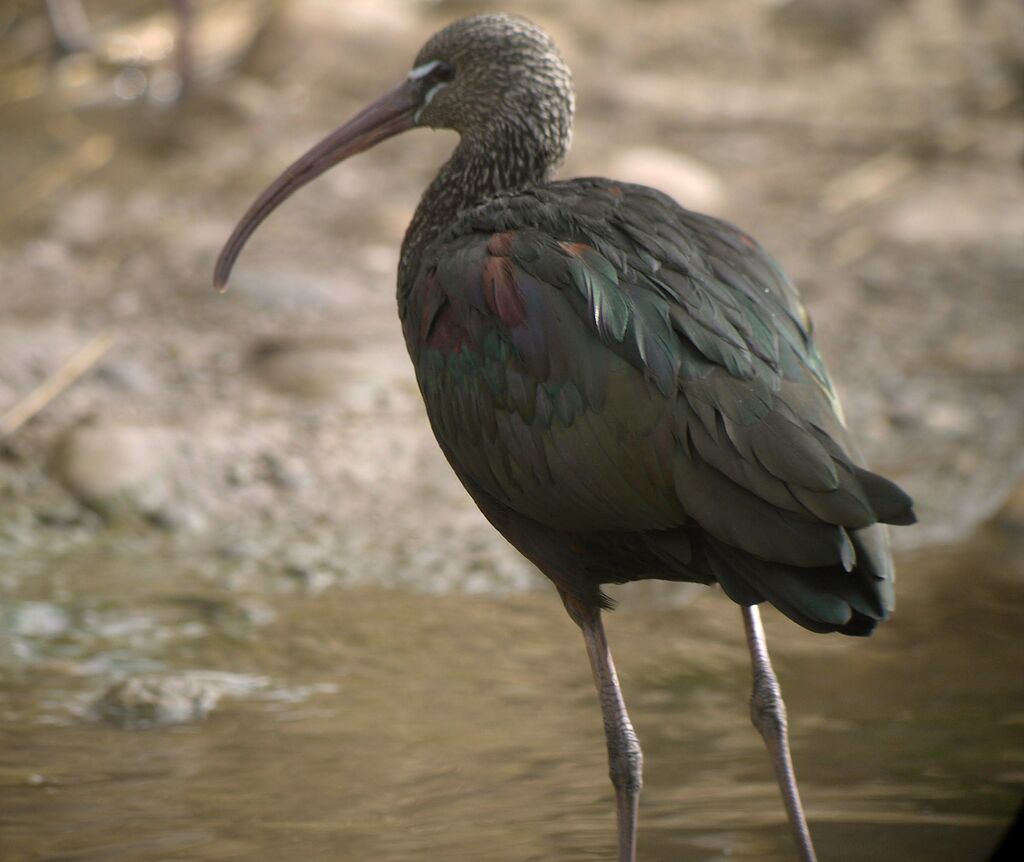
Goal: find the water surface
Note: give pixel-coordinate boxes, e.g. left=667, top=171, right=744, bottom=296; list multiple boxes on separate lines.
left=1, top=529, right=1021, bottom=860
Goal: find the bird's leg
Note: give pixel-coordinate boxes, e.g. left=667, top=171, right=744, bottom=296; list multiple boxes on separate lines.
left=742, top=605, right=817, bottom=862
left=45, top=0, right=94, bottom=55
left=171, top=0, right=193, bottom=94
left=560, top=591, right=642, bottom=862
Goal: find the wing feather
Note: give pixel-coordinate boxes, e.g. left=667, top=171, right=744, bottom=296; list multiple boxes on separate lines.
left=400, top=177, right=914, bottom=631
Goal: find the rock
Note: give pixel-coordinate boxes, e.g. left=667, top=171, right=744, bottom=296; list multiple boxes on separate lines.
left=283, top=563, right=337, bottom=594
left=51, top=419, right=169, bottom=517
left=259, top=451, right=305, bottom=490
left=606, top=147, right=726, bottom=212
left=34, top=499, right=90, bottom=527
left=249, top=340, right=351, bottom=399
left=144, top=503, right=205, bottom=533
left=96, top=675, right=219, bottom=729
left=94, top=671, right=268, bottom=729
left=9, top=602, right=71, bottom=638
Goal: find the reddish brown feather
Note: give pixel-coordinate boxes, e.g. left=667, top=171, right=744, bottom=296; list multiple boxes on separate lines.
left=559, top=241, right=592, bottom=257
left=425, top=301, right=471, bottom=352
left=486, top=231, right=516, bottom=256
left=482, top=248, right=526, bottom=326
left=420, top=270, right=470, bottom=352
left=418, top=270, right=443, bottom=341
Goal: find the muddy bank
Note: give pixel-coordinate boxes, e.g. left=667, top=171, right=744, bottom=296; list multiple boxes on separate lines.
left=2, top=0, right=1022, bottom=586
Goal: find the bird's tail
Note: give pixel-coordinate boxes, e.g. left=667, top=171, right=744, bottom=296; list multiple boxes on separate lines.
left=704, top=522, right=897, bottom=636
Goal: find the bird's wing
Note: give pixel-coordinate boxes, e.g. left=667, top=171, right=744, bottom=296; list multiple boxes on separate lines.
left=403, top=179, right=913, bottom=574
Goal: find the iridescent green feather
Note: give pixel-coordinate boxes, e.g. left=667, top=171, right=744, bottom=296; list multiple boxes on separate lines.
left=400, top=178, right=914, bottom=634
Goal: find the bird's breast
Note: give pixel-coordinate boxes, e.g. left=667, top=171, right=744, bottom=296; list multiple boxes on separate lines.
left=403, top=259, right=684, bottom=533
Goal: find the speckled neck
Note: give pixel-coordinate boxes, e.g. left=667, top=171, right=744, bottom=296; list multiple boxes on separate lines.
left=398, top=124, right=565, bottom=306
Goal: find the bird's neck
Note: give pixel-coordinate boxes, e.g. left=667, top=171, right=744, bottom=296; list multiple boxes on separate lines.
left=398, top=127, right=562, bottom=303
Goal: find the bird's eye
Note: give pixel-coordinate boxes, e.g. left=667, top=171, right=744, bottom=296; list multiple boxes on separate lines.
left=408, top=59, right=455, bottom=85
left=432, top=62, right=455, bottom=83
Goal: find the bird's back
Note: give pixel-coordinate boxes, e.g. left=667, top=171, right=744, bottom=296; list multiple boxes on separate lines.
left=400, top=178, right=914, bottom=635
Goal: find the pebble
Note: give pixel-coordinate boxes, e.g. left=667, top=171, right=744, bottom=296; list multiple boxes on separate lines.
left=51, top=419, right=168, bottom=516
left=283, top=563, right=337, bottom=595
left=9, top=602, right=72, bottom=638
left=249, top=341, right=351, bottom=400
left=34, top=499, right=90, bottom=527
left=259, top=451, right=305, bottom=490
left=94, top=671, right=268, bottom=730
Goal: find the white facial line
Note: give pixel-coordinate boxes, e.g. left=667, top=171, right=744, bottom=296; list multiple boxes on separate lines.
left=413, top=82, right=448, bottom=123
left=408, top=60, right=441, bottom=80
left=423, top=82, right=446, bottom=108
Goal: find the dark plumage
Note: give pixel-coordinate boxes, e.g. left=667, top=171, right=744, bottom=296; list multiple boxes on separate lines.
left=403, top=178, right=913, bottom=634
left=214, top=14, right=915, bottom=862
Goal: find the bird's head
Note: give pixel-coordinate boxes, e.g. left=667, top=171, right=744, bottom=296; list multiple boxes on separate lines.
left=214, top=14, right=573, bottom=291
left=411, top=15, right=573, bottom=151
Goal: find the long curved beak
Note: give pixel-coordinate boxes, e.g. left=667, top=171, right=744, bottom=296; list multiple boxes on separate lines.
left=214, top=77, right=421, bottom=291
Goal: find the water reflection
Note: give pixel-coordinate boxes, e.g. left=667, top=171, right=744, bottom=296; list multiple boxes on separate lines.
left=1, top=529, right=1021, bottom=860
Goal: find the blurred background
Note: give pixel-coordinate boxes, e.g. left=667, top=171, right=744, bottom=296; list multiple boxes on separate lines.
left=1, top=1, right=1022, bottom=860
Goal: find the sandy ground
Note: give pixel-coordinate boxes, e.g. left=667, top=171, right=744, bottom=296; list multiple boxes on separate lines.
left=1, top=0, right=1023, bottom=590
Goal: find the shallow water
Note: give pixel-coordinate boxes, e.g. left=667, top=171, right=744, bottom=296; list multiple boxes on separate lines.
left=1, top=529, right=1021, bottom=861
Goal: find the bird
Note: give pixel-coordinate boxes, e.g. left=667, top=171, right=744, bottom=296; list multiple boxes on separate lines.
left=214, top=14, right=916, bottom=862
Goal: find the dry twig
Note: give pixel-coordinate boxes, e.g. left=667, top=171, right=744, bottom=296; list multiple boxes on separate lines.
left=0, top=331, right=116, bottom=437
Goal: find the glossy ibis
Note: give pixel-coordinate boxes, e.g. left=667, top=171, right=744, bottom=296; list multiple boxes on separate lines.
left=214, top=14, right=916, bottom=861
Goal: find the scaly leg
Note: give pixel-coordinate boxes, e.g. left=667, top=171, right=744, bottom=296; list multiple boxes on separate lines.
left=561, top=591, right=642, bottom=862
left=742, top=605, right=817, bottom=862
